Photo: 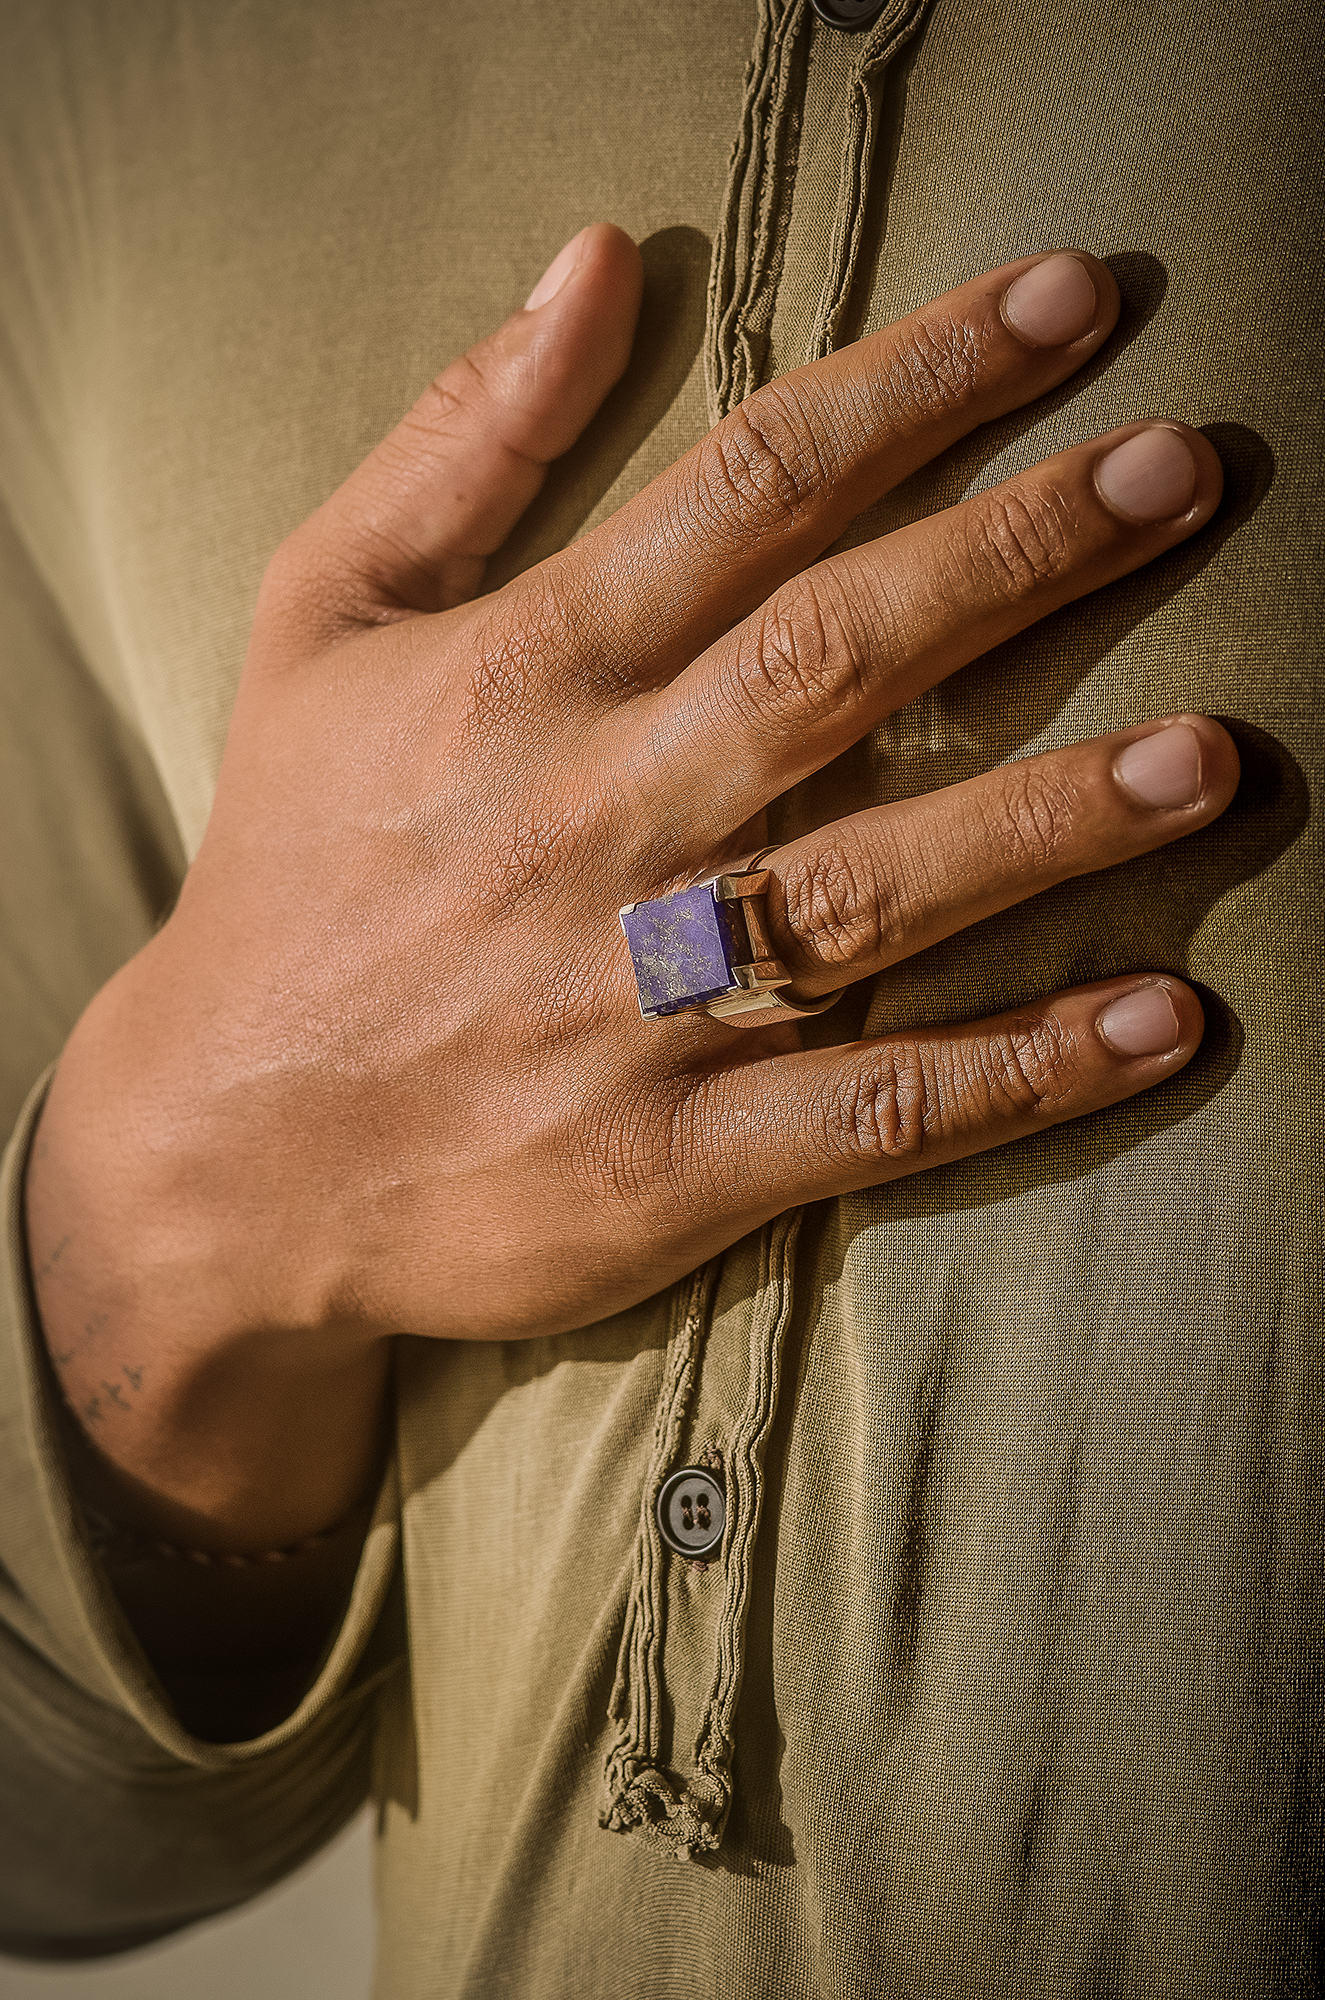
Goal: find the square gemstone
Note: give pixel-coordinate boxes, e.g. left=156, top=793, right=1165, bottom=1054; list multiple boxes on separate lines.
left=620, top=883, right=743, bottom=1017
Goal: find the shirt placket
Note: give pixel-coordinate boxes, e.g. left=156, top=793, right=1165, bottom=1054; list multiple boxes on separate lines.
left=603, top=0, right=934, bottom=1861
left=707, top=0, right=935, bottom=424
left=601, top=1217, right=803, bottom=1856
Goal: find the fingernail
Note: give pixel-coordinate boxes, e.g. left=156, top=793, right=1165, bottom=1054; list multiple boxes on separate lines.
left=1095, top=428, right=1196, bottom=523
left=524, top=230, right=587, bottom=311
left=1097, top=986, right=1181, bottom=1056
left=1001, top=254, right=1098, bottom=348
left=1114, top=722, right=1203, bottom=809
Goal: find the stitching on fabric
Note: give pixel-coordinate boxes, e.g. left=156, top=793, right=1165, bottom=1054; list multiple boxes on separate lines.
left=602, top=0, right=934, bottom=1862
left=705, top=0, right=810, bottom=424
left=601, top=1262, right=718, bottom=1828
left=685, top=1209, right=802, bottom=1845
left=806, top=0, right=934, bottom=363
left=599, top=1215, right=803, bottom=1858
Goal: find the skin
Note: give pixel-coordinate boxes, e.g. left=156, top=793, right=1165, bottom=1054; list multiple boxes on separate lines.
left=24, top=227, right=1240, bottom=1713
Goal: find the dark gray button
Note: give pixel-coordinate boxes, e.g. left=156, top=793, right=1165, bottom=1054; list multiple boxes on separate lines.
left=656, top=1466, right=726, bottom=1559
left=810, top=0, right=890, bottom=28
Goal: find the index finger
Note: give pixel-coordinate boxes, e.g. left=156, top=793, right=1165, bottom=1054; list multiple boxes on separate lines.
left=542, top=250, right=1120, bottom=690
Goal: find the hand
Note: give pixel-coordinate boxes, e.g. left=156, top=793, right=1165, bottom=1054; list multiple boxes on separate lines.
left=28, top=229, right=1238, bottom=1552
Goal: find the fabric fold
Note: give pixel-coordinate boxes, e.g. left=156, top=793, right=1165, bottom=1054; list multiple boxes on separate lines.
left=705, top=0, right=809, bottom=422
left=706, top=0, right=935, bottom=420
left=805, top=0, right=934, bottom=363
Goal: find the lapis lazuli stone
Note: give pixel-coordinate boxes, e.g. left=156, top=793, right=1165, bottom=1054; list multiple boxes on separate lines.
left=620, top=883, right=741, bottom=1017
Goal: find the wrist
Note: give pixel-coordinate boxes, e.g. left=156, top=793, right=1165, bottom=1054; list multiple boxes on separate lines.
left=37, top=913, right=361, bottom=1333
left=25, top=933, right=388, bottom=1550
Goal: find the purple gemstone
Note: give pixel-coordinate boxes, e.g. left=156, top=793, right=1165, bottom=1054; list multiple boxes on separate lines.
left=620, top=883, right=741, bottom=1017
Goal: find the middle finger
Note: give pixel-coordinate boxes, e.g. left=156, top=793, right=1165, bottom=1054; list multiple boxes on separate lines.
left=529, top=251, right=1120, bottom=689
left=616, top=419, right=1223, bottom=852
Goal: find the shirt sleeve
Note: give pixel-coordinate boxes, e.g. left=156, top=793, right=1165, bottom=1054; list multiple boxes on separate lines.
left=0, top=1075, right=404, bottom=1961
left=0, top=490, right=404, bottom=1960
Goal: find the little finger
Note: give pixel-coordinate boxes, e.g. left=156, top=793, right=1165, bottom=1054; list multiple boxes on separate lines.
left=688, top=975, right=1203, bottom=1216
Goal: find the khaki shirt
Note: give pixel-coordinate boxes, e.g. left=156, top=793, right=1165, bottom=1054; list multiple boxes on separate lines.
left=1, top=1, right=1320, bottom=1993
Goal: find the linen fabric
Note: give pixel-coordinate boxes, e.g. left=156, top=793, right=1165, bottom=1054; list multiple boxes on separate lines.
left=0, top=1, right=1320, bottom=1994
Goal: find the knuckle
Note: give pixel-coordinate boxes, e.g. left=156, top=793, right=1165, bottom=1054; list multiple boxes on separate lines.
left=777, top=837, right=905, bottom=971
left=696, top=388, right=833, bottom=541
left=578, top=1083, right=686, bottom=1212
left=461, top=571, right=575, bottom=736
left=526, top=946, right=625, bottom=1047
left=964, top=486, right=1073, bottom=600
left=588, top=1074, right=752, bottom=1223
left=888, top=314, right=984, bottom=422
left=732, top=571, right=873, bottom=730
left=823, top=1047, right=929, bottom=1165
left=823, top=1011, right=1081, bottom=1170
left=993, top=764, right=1078, bottom=873
left=464, top=618, right=539, bottom=735
left=485, top=793, right=599, bottom=912
left=994, top=1011, right=1079, bottom=1114
left=952, top=1013, right=1078, bottom=1134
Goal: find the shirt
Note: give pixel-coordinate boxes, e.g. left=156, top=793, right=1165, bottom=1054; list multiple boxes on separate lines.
left=1, top=1, right=1321, bottom=1993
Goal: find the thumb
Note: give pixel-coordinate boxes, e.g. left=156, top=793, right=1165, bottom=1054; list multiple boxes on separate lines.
left=299, top=223, right=643, bottom=620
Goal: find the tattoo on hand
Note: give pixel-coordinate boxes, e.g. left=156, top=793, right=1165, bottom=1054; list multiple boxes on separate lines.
left=73, top=1366, right=145, bottom=1428
left=34, top=1233, right=72, bottom=1282
left=47, top=1308, right=110, bottom=1376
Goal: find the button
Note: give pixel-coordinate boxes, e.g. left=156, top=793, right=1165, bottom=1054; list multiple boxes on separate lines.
left=810, top=0, right=890, bottom=28
left=656, top=1466, right=726, bottom=1559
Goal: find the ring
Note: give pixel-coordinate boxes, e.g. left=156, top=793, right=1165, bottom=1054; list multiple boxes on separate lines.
left=619, top=847, right=845, bottom=1026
